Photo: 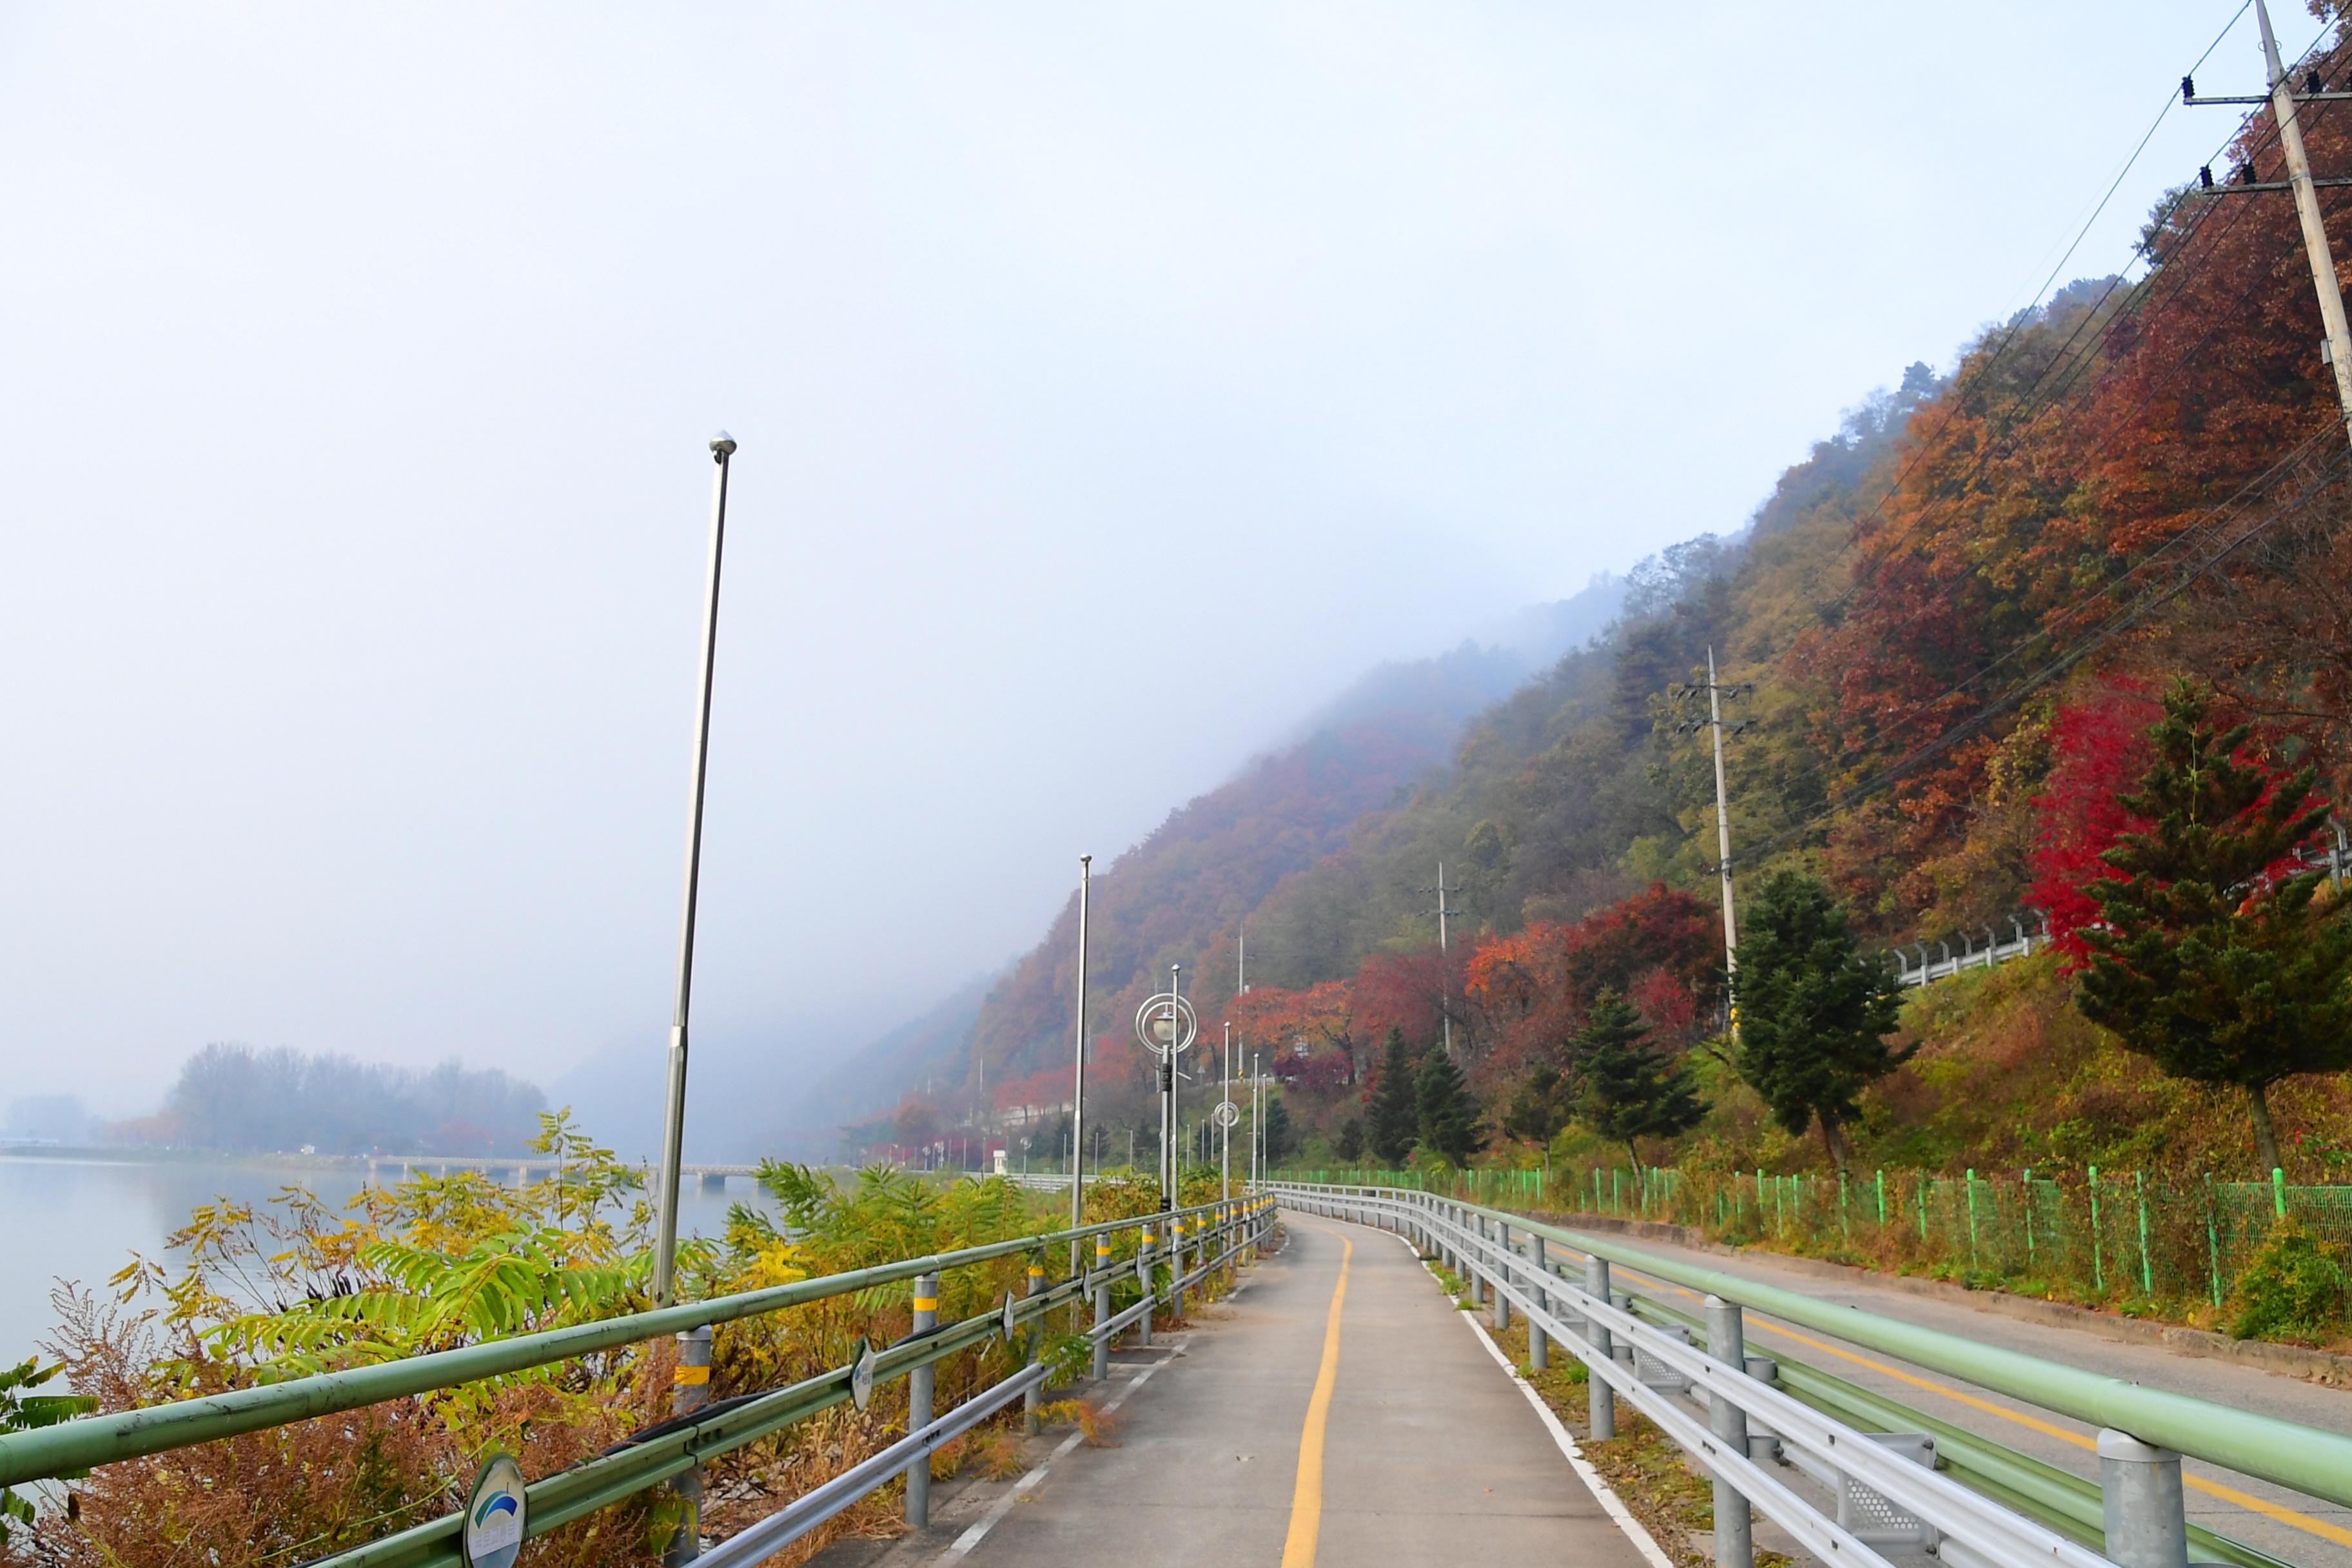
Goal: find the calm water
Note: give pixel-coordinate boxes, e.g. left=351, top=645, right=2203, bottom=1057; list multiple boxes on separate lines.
left=0, top=1153, right=772, bottom=1360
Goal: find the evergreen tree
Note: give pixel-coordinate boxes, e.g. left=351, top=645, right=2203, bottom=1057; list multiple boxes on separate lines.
left=2076, top=681, right=2352, bottom=1174
left=1335, top=1115, right=1366, bottom=1162
left=1500, top=1065, right=1573, bottom=1146
left=1415, top=1048, right=1486, bottom=1164
left=1731, top=870, right=1908, bottom=1170
left=1573, top=990, right=1705, bottom=1171
left=1262, top=1093, right=1295, bottom=1164
left=1366, top=1026, right=1422, bottom=1163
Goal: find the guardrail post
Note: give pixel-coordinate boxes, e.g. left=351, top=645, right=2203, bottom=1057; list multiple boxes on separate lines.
left=1093, top=1237, right=1113, bottom=1380
left=1137, top=1229, right=1155, bottom=1349
left=1705, top=1296, right=1752, bottom=1568
left=662, top=1324, right=713, bottom=1565
left=1584, top=1256, right=1615, bottom=1440
left=1470, top=1215, right=1488, bottom=1306
left=1023, top=1262, right=1046, bottom=1434
left=1528, top=1235, right=1549, bottom=1372
left=905, top=1273, right=939, bottom=1529
left=2099, top=1429, right=2189, bottom=1568
left=1493, top=1220, right=1513, bottom=1331
left=1741, top=1357, right=1779, bottom=1462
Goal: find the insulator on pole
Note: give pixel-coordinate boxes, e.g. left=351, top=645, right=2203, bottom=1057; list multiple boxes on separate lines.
left=2182, top=74, right=2197, bottom=101
left=2199, top=165, right=2215, bottom=190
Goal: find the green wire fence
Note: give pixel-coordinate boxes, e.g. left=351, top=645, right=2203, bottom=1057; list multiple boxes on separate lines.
left=1279, top=1164, right=2349, bottom=1312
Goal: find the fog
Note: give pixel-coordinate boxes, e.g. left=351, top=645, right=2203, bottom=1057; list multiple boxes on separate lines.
left=0, top=3, right=2313, bottom=1122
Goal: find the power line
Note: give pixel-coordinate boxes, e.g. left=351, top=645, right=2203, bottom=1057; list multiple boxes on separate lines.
left=1732, top=447, right=2349, bottom=866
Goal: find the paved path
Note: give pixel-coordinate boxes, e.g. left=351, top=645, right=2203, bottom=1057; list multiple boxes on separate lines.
left=1565, top=1224, right=2352, bottom=1568
left=818, top=1214, right=1654, bottom=1568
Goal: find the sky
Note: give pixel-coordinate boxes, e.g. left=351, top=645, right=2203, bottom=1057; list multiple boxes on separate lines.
left=0, top=2, right=2326, bottom=1121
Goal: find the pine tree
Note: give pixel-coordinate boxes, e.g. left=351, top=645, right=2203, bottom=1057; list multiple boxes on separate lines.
left=1336, top=1115, right=1366, bottom=1162
left=1500, top=1065, right=1573, bottom=1146
left=1262, top=1093, right=1295, bottom=1164
left=1731, top=870, right=1908, bottom=1171
left=1366, top=1026, right=1422, bottom=1163
left=2076, top=681, right=2352, bottom=1174
left=1415, top=1048, right=1485, bottom=1164
left=1573, top=990, right=1705, bottom=1171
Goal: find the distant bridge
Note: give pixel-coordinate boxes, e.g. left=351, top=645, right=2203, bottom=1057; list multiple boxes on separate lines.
left=363, top=1154, right=765, bottom=1190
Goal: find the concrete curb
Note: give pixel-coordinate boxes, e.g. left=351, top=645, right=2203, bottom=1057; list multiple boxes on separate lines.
left=1527, top=1208, right=2352, bottom=1387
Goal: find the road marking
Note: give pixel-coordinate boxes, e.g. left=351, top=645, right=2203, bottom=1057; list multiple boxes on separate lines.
left=934, top=1346, right=1177, bottom=1561
left=1405, top=1232, right=1676, bottom=1568
left=1279, top=1231, right=1351, bottom=1568
left=1609, top=1264, right=2352, bottom=1550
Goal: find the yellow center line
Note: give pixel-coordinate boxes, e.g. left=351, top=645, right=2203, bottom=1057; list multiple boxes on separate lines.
left=1610, top=1264, right=2352, bottom=1549
left=1281, top=1231, right=1353, bottom=1568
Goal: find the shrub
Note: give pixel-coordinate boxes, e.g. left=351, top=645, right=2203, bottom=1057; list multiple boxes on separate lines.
left=2229, top=1220, right=2346, bottom=1342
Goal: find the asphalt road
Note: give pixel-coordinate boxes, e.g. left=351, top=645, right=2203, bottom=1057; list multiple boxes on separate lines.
left=814, top=1213, right=1657, bottom=1568
left=1567, top=1225, right=2352, bottom=1568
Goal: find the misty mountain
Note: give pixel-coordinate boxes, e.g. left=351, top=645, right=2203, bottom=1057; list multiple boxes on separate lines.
left=779, top=578, right=1631, bottom=1146
left=542, top=580, right=1629, bottom=1159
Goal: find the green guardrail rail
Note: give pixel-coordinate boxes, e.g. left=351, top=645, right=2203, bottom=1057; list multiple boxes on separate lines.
left=0, top=1192, right=1276, bottom=1567
left=1274, top=1182, right=2352, bottom=1517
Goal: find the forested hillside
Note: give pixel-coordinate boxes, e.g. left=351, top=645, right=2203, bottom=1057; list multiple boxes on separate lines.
left=856, top=23, right=2352, bottom=1186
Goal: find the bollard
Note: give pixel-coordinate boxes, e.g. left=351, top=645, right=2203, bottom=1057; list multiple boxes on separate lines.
left=2099, top=1429, right=2189, bottom=1568
left=905, top=1273, right=939, bottom=1528
left=1529, top=1236, right=1549, bottom=1372
left=1705, top=1297, right=1752, bottom=1568
left=1023, top=1263, right=1046, bottom=1434
left=1742, top=1357, right=1779, bottom=1462
left=1092, top=1238, right=1113, bottom=1381
left=1137, top=1230, right=1155, bottom=1349
left=1494, top=1221, right=1513, bottom=1331
left=1585, top=1256, right=1616, bottom=1440
left=662, top=1325, right=713, bottom=1565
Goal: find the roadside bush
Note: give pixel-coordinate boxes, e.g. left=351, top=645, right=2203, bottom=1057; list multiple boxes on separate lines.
left=2228, top=1220, right=2346, bottom=1342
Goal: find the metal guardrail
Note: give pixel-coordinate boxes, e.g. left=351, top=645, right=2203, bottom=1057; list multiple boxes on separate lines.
left=1894, top=914, right=2047, bottom=988
left=1274, top=1183, right=2352, bottom=1568
left=0, top=1193, right=1276, bottom=1567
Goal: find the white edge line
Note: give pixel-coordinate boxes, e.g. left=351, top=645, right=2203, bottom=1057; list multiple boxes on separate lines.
left=1388, top=1228, right=1678, bottom=1568
left=931, top=1303, right=1212, bottom=1559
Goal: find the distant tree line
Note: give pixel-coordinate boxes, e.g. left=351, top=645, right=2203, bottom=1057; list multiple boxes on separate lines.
left=119, top=1043, right=547, bottom=1155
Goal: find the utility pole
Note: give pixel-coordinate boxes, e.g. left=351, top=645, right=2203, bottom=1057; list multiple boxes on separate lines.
left=1068, top=856, right=1092, bottom=1273
left=2187, top=0, right=2352, bottom=442
left=1673, top=649, right=1753, bottom=1029
left=1237, top=915, right=1248, bottom=995
left=1417, top=863, right=1456, bottom=1058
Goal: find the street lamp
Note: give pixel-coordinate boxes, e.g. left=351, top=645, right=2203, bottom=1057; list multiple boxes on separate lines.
left=654, top=429, right=737, bottom=1309
left=1068, top=856, right=1092, bottom=1274
left=1133, top=968, right=1196, bottom=1213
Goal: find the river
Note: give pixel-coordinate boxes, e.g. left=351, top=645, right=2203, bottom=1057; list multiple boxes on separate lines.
left=0, top=1152, right=774, bottom=1362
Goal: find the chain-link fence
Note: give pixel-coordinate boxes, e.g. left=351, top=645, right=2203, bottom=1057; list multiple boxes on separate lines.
left=1287, top=1163, right=2352, bottom=1315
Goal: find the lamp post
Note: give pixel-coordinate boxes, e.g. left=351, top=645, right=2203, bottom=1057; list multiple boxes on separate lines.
left=1221, top=1022, right=1233, bottom=1200
left=1068, top=856, right=1092, bottom=1271
left=1134, top=972, right=1196, bottom=1214
left=654, top=430, right=736, bottom=1309
left=1250, top=1050, right=1262, bottom=1188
